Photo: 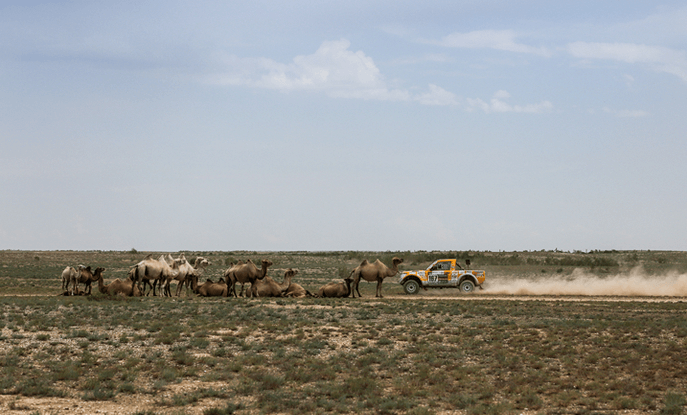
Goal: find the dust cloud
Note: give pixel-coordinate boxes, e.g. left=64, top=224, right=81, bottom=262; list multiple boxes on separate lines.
left=482, top=267, right=687, bottom=297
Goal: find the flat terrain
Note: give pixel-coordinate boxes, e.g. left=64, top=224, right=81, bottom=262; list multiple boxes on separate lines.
left=1, top=250, right=686, bottom=415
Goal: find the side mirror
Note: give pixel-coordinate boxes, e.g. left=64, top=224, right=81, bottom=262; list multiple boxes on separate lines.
left=465, top=259, right=471, bottom=268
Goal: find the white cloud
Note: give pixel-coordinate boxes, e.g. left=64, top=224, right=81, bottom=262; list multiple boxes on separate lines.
left=208, top=39, right=411, bottom=101
left=429, top=30, right=550, bottom=57
left=414, top=84, right=458, bottom=106
left=603, top=107, right=650, bottom=118
left=208, top=39, right=465, bottom=106
left=467, top=91, right=553, bottom=114
left=567, top=42, right=687, bottom=82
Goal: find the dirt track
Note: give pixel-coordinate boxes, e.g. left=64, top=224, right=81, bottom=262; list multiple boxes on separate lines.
left=382, top=292, right=687, bottom=302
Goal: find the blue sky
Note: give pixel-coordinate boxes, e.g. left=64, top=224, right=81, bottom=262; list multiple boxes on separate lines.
left=1, top=1, right=686, bottom=252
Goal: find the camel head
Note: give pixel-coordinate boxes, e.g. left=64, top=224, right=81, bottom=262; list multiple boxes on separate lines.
left=387, top=257, right=404, bottom=277
left=194, top=257, right=210, bottom=269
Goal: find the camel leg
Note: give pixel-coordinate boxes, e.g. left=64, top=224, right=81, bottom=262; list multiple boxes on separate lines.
left=353, top=277, right=362, bottom=298
left=376, top=278, right=383, bottom=298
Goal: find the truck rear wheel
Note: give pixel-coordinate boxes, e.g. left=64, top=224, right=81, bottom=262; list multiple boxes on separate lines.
left=459, top=280, right=475, bottom=293
left=403, top=280, right=420, bottom=295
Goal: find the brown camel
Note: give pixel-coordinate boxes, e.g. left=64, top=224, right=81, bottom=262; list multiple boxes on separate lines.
left=225, top=259, right=272, bottom=297
left=192, top=277, right=228, bottom=297
left=248, top=268, right=292, bottom=298
left=350, top=257, right=403, bottom=298
left=97, top=272, right=142, bottom=297
left=131, top=254, right=179, bottom=296
left=222, top=260, right=243, bottom=295
left=318, top=277, right=354, bottom=298
left=69, top=266, right=105, bottom=296
left=282, top=269, right=314, bottom=298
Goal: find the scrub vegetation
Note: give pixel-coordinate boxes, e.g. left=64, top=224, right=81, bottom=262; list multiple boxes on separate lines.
left=0, top=249, right=686, bottom=414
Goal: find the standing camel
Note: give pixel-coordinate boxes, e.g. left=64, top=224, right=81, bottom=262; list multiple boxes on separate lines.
left=167, top=256, right=211, bottom=297
left=350, top=257, right=403, bottom=298
left=131, top=255, right=179, bottom=296
left=60, top=266, right=81, bottom=291
left=225, top=259, right=272, bottom=297
left=69, top=266, right=105, bottom=296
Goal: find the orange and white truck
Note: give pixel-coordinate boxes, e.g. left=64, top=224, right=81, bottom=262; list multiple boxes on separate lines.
left=398, top=259, right=486, bottom=295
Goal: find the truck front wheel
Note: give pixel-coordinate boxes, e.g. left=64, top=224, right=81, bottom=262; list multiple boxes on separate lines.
left=403, top=280, right=420, bottom=295
left=459, top=280, right=475, bottom=293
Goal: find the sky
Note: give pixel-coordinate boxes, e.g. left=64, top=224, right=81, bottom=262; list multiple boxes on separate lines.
left=1, top=1, right=686, bottom=252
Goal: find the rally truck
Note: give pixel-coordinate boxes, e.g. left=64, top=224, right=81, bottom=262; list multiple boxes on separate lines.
left=399, top=259, right=486, bottom=295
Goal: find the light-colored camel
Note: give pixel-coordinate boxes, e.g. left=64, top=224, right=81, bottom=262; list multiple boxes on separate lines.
left=60, top=266, right=81, bottom=291
left=282, top=269, right=314, bottom=298
left=248, top=268, right=292, bottom=298
left=131, top=254, right=179, bottom=296
left=69, top=266, right=105, bottom=296
left=225, top=259, right=272, bottom=297
left=166, top=255, right=211, bottom=297
left=192, top=277, right=228, bottom=297
left=97, top=273, right=142, bottom=297
left=350, top=257, right=403, bottom=298
left=318, top=277, right=354, bottom=298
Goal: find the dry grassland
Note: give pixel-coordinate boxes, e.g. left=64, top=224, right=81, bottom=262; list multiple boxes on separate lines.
left=1, top=250, right=686, bottom=415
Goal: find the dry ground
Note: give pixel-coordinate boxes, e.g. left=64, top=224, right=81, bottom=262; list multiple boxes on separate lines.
left=1, top=250, right=686, bottom=414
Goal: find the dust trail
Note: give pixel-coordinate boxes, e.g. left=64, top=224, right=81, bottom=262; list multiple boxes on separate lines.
left=482, top=267, right=687, bottom=296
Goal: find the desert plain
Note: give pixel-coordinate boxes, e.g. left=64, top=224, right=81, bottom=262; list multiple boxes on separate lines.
left=1, top=249, right=686, bottom=415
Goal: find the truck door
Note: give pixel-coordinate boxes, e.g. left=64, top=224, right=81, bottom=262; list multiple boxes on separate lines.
left=428, top=261, right=451, bottom=285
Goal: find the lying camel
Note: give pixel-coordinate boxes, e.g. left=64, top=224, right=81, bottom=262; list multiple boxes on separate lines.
left=318, top=277, right=353, bottom=298
left=97, top=272, right=142, bottom=297
left=69, top=266, right=105, bottom=296
left=193, top=277, right=228, bottom=297
left=248, top=268, right=292, bottom=297
left=350, top=257, right=403, bottom=298
left=282, top=269, right=315, bottom=298
left=225, top=259, right=272, bottom=297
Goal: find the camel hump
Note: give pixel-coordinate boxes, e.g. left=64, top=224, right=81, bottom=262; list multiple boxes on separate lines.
left=360, top=259, right=370, bottom=266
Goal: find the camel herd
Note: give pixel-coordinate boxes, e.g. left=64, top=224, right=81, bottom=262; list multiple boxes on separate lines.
left=59, top=254, right=404, bottom=299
